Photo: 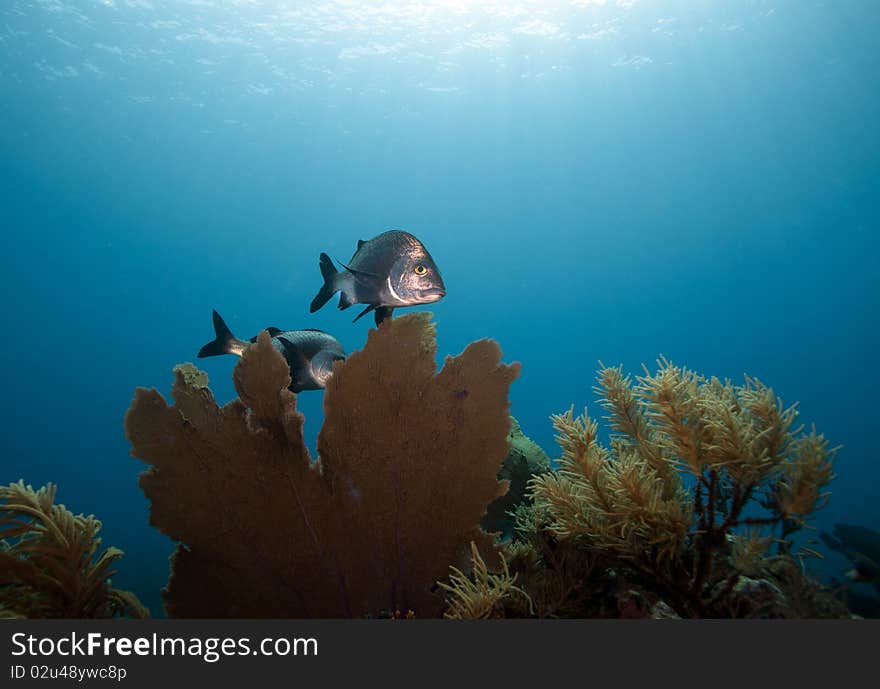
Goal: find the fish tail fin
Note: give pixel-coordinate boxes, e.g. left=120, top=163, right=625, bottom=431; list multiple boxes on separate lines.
left=310, top=253, right=341, bottom=313
left=198, top=310, right=244, bottom=357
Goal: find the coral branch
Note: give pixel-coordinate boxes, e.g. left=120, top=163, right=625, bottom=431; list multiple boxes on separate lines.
left=437, top=542, right=533, bottom=619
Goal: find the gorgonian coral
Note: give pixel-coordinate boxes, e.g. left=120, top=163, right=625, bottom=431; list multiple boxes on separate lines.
left=518, top=359, right=840, bottom=618
left=437, top=541, right=533, bottom=619
left=0, top=481, right=148, bottom=619
left=125, top=312, right=518, bottom=618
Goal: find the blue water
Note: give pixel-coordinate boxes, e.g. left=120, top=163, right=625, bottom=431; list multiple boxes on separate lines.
left=1, top=0, right=878, bottom=616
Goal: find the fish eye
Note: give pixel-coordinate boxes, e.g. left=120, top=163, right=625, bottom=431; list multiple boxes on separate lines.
left=413, top=264, right=428, bottom=276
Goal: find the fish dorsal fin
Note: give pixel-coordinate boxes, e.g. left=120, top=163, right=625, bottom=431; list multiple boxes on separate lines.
left=249, top=327, right=283, bottom=342
left=357, top=239, right=366, bottom=250
left=301, top=328, right=326, bottom=334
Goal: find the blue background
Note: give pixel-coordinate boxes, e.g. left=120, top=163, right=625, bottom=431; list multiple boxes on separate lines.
left=1, top=0, right=878, bottom=616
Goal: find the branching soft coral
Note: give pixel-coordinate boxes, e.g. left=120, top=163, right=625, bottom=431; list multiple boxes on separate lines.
left=531, top=406, right=690, bottom=563
left=525, top=359, right=841, bottom=618
left=0, top=481, right=148, bottom=619
left=437, top=542, right=532, bottom=619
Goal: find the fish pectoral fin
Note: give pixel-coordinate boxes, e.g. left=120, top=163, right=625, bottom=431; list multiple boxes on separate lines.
left=338, top=291, right=355, bottom=310
left=374, top=306, right=394, bottom=326
left=277, top=336, right=308, bottom=365
left=352, top=304, right=377, bottom=323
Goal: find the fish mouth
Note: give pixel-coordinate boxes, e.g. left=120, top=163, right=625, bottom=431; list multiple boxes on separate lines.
left=418, top=287, right=446, bottom=302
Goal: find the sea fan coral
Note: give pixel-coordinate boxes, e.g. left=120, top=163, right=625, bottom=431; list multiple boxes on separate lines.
left=0, top=481, right=148, bottom=619
left=124, top=312, right=518, bottom=618
left=522, top=359, right=841, bottom=618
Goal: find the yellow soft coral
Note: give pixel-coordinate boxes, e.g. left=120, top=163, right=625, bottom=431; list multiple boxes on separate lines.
left=531, top=406, right=690, bottom=562
left=527, top=358, right=838, bottom=617
left=437, top=542, right=532, bottom=619
left=777, top=428, right=836, bottom=517
left=0, top=481, right=148, bottom=619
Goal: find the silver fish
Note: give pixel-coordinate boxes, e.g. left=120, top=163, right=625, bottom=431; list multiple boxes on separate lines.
left=309, top=230, right=446, bottom=326
left=197, top=310, right=346, bottom=392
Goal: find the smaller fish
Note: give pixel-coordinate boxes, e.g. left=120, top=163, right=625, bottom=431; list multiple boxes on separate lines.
left=197, top=310, right=346, bottom=392
left=309, top=230, right=446, bottom=326
left=846, top=557, right=880, bottom=584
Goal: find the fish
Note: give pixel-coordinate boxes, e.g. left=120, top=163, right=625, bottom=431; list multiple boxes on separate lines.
left=197, top=310, right=346, bottom=392
left=846, top=556, right=880, bottom=584
left=309, top=230, right=446, bottom=326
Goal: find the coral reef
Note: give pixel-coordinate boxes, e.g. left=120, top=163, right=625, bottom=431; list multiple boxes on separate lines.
left=124, top=312, right=518, bottom=618
left=0, top=481, right=148, bottom=619
left=482, top=416, right=551, bottom=537
left=502, top=359, right=845, bottom=618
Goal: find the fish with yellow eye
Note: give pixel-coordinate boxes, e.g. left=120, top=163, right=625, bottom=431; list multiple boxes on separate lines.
left=310, top=230, right=446, bottom=326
